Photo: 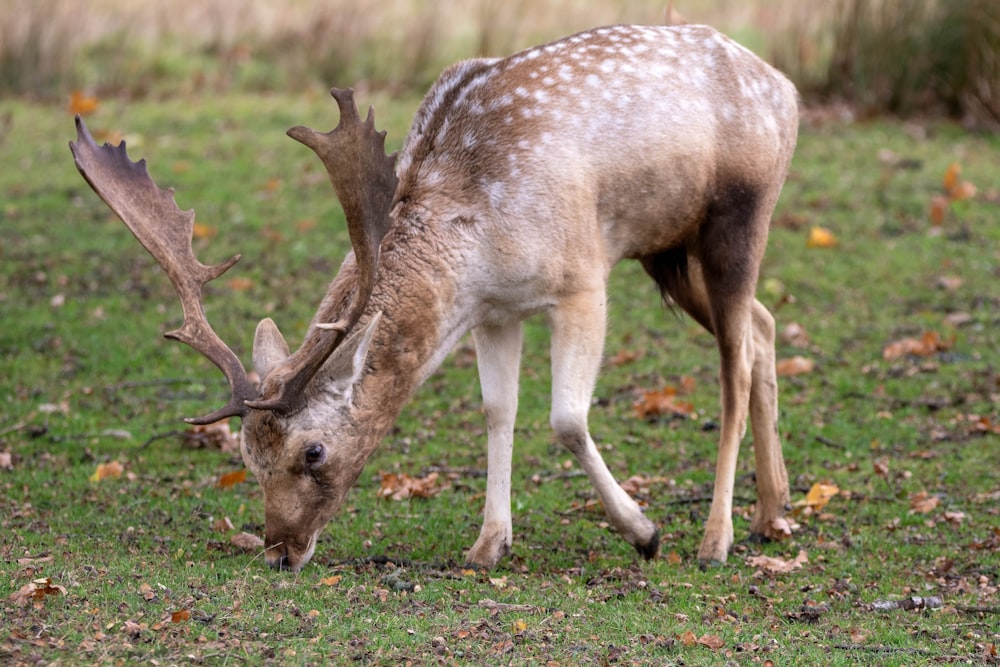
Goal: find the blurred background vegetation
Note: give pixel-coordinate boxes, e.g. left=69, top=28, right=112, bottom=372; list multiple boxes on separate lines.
left=1, top=0, right=997, bottom=127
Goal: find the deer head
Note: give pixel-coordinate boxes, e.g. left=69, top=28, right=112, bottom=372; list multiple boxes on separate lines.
left=70, top=88, right=398, bottom=570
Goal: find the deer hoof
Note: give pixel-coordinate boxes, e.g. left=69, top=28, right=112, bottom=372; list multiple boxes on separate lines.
left=632, top=528, right=660, bottom=560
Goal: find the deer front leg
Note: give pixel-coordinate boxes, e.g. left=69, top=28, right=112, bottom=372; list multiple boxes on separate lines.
left=549, top=289, right=660, bottom=560
left=747, top=300, right=791, bottom=539
left=465, top=321, right=523, bottom=569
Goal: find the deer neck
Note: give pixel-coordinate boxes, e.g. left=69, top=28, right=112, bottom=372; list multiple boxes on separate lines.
left=340, top=218, right=471, bottom=442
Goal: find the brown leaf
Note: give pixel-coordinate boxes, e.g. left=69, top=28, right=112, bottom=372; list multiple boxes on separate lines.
left=806, top=226, right=837, bottom=248
left=747, top=549, right=808, bottom=574
left=882, top=330, right=953, bottom=360
left=943, top=163, right=961, bottom=192
left=183, top=421, right=240, bottom=452
left=9, top=578, right=67, bottom=607
left=873, top=458, right=890, bottom=479
left=192, top=222, right=217, bottom=239
left=378, top=471, right=450, bottom=501
left=929, top=194, right=949, bottom=226
left=0, top=451, right=12, bottom=469
left=633, top=386, right=695, bottom=420
left=170, top=609, right=191, bottom=623
left=678, top=630, right=698, bottom=647
left=227, top=277, right=255, bottom=291
left=780, top=322, right=810, bottom=348
left=697, top=634, right=725, bottom=650
left=89, top=460, right=124, bottom=482
left=230, top=532, right=265, bottom=550
left=68, top=91, right=99, bottom=115
left=217, top=469, right=247, bottom=489
left=908, top=491, right=940, bottom=514
left=212, top=517, right=235, bottom=533
left=319, top=575, right=342, bottom=587
left=138, top=583, right=156, bottom=601
left=776, top=356, right=815, bottom=376
left=606, top=349, right=641, bottom=367
left=799, top=482, right=840, bottom=512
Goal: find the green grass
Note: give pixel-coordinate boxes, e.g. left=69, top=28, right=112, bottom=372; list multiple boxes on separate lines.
left=2, top=92, right=999, bottom=665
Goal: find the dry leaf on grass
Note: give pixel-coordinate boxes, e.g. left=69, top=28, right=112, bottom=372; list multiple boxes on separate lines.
left=633, top=386, right=695, bottom=420
left=230, top=532, right=265, bottom=550
left=89, top=460, right=124, bottom=482
left=10, top=578, right=67, bottom=607
left=0, top=451, right=12, bottom=469
left=378, top=471, right=450, bottom=501
left=793, top=482, right=840, bottom=513
left=776, top=356, right=815, bottom=376
left=882, top=330, right=953, bottom=360
left=806, top=226, right=837, bottom=248
left=908, top=491, right=940, bottom=514
left=183, top=421, right=240, bottom=452
left=747, top=549, right=808, bottom=574
left=780, top=322, right=810, bottom=348
left=217, top=469, right=247, bottom=489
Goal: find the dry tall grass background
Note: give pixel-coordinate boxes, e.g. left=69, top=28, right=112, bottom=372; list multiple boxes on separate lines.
left=1, top=0, right=997, bottom=121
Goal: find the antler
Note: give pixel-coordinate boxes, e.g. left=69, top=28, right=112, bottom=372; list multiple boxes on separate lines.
left=70, top=117, right=257, bottom=425
left=247, top=88, right=398, bottom=413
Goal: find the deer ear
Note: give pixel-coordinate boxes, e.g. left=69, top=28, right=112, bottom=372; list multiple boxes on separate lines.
left=253, top=318, right=290, bottom=380
left=316, top=311, right=383, bottom=395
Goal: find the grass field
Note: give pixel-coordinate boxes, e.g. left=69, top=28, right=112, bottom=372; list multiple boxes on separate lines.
left=2, top=80, right=999, bottom=665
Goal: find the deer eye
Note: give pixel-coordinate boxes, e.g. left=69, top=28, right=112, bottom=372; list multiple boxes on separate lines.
left=304, top=443, right=325, bottom=466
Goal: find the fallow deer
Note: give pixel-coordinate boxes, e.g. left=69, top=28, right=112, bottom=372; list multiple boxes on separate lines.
left=71, top=23, right=798, bottom=572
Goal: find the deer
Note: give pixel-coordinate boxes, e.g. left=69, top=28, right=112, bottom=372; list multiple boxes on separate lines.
left=71, top=23, right=798, bottom=572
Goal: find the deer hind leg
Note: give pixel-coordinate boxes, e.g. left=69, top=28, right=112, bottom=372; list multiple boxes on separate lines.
left=549, top=288, right=660, bottom=560
left=747, top=300, right=791, bottom=540
left=642, top=185, right=789, bottom=563
left=465, top=321, right=523, bottom=569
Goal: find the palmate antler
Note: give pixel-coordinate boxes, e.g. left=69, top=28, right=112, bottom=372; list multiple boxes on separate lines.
left=70, top=117, right=256, bottom=425
left=70, top=87, right=398, bottom=422
left=249, top=88, right=398, bottom=413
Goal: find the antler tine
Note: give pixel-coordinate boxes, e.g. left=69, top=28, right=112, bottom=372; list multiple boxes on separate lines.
left=247, top=88, right=398, bottom=413
left=70, top=116, right=257, bottom=425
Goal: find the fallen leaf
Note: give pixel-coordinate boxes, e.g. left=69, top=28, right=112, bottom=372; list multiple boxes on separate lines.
left=212, top=517, right=235, bottom=533
left=943, top=162, right=961, bottom=192
left=9, top=578, right=67, bottom=607
left=69, top=90, right=99, bottom=115
left=512, top=619, right=528, bottom=633
left=183, top=421, right=240, bottom=452
left=192, top=222, right=217, bottom=239
left=378, top=471, right=450, bottom=501
left=170, top=609, right=191, bottom=623
left=89, top=460, right=124, bottom=482
left=678, top=630, right=698, bottom=646
left=929, top=194, right=949, bottom=225
left=806, top=226, right=837, bottom=248
left=217, top=469, right=247, bottom=489
left=949, top=180, right=977, bottom=201
left=882, top=330, right=952, bottom=360
left=633, top=386, right=695, bottom=420
left=873, top=458, right=890, bottom=479
left=780, top=322, right=810, bottom=348
left=138, top=583, right=156, bottom=601
left=747, top=549, right=808, bottom=574
left=319, top=575, right=342, bottom=587
left=666, top=551, right=683, bottom=565
left=0, top=451, right=12, bottom=469
left=230, top=532, right=265, bottom=550
left=227, top=277, right=255, bottom=291
left=697, top=634, right=725, bottom=650
left=797, top=482, right=840, bottom=512
left=943, top=510, right=965, bottom=525
left=16, top=555, right=54, bottom=567
left=606, top=349, right=641, bottom=367
left=908, top=491, right=940, bottom=514
left=935, top=275, right=963, bottom=291
left=776, top=355, right=815, bottom=376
